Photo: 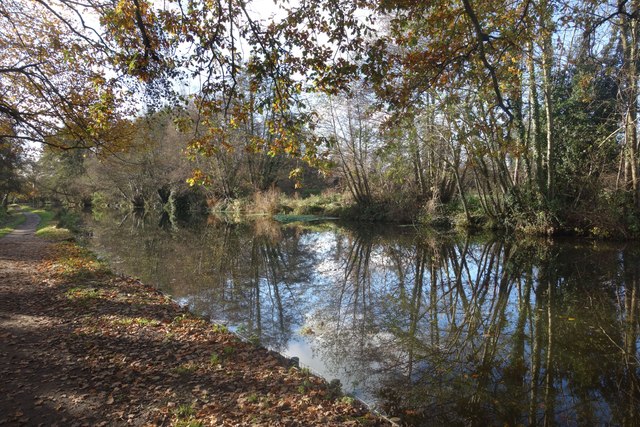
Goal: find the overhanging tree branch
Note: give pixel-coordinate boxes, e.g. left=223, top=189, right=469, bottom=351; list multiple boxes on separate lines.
left=461, top=0, right=514, bottom=121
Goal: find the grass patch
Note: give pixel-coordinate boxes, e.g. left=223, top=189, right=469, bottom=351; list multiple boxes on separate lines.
left=173, top=403, right=203, bottom=427
left=297, top=379, right=313, bottom=394
left=0, top=210, right=26, bottom=237
left=35, top=225, right=73, bottom=240
left=299, top=367, right=311, bottom=376
left=209, top=345, right=235, bottom=366
left=340, top=395, right=355, bottom=405
left=31, top=208, right=55, bottom=230
left=209, top=353, right=221, bottom=365
left=174, top=403, right=196, bottom=418
left=173, top=362, right=198, bottom=375
left=278, top=191, right=347, bottom=217
left=174, top=421, right=203, bottom=427
left=211, top=324, right=229, bottom=334
left=273, top=214, right=330, bottom=224
left=65, top=287, right=102, bottom=300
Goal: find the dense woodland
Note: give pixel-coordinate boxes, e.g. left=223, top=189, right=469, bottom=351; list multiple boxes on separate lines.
left=3, top=0, right=640, bottom=237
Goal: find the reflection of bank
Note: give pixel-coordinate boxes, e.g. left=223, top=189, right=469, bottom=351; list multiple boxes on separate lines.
left=86, top=211, right=640, bottom=426
left=621, top=253, right=639, bottom=427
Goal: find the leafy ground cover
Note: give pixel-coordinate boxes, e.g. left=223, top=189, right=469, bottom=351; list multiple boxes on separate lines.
left=0, top=214, right=387, bottom=426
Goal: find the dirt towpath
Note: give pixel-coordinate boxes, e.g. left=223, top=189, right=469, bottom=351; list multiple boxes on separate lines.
left=0, top=211, right=385, bottom=426
left=0, top=211, right=107, bottom=426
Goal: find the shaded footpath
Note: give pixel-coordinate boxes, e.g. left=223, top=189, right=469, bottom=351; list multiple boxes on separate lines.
left=0, top=210, right=387, bottom=426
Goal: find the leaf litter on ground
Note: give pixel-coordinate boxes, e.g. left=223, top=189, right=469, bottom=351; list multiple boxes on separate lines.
left=0, top=237, right=388, bottom=426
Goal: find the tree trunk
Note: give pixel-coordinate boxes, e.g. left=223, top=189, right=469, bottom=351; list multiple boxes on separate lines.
left=621, top=0, right=640, bottom=207
left=540, top=0, right=555, bottom=200
left=528, top=41, right=544, bottom=197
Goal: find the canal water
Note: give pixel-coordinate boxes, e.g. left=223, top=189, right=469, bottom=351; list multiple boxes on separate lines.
left=85, top=210, right=640, bottom=426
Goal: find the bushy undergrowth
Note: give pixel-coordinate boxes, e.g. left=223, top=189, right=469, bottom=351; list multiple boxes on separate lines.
left=561, top=190, right=640, bottom=239
left=201, top=185, right=640, bottom=239
left=54, top=209, right=82, bottom=233
left=252, top=188, right=281, bottom=215
left=214, top=190, right=349, bottom=219
left=281, top=191, right=346, bottom=217
left=489, top=186, right=640, bottom=239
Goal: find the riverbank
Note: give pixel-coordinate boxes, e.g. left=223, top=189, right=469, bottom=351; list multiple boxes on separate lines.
left=206, top=189, right=640, bottom=240
left=0, top=209, right=387, bottom=426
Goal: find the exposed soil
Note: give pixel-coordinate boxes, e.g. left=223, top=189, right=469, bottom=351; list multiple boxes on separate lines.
left=0, top=211, right=387, bottom=426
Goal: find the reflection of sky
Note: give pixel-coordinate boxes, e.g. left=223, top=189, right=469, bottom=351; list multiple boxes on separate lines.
left=88, top=214, right=639, bottom=424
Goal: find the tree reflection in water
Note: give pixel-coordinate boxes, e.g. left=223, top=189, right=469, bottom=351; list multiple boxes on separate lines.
left=87, top=212, right=639, bottom=426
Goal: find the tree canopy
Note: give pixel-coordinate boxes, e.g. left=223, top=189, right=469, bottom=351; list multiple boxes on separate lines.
left=7, top=0, right=640, bottom=235
left=0, top=0, right=129, bottom=149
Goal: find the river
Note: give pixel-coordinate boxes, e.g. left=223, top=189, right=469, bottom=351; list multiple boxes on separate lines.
left=85, top=210, right=640, bottom=426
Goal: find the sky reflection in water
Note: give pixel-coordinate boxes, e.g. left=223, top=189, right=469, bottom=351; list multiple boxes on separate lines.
left=87, top=211, right=640, bottom=426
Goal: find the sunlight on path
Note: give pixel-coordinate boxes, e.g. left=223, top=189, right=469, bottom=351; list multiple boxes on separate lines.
left=1, top=211, right=40, bottom=240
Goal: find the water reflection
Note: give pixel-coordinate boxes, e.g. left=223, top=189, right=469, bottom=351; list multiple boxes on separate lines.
left=86, top=211, right=639, bottom=426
